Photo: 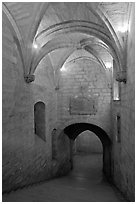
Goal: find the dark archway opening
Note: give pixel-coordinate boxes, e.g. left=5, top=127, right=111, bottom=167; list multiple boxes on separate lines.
left=64, top=123, right=112, bottom=178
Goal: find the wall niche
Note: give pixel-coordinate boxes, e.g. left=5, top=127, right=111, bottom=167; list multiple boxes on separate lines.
left=34, top=101, right=46, bottom=141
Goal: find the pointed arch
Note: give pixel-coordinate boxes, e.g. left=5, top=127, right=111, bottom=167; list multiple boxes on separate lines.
left=2, top=3, right=26, bottom=73
left=55, top=48, right=76, bottom=74
left=31, top=2, right=123, bottom=70
left=62, top=123, right=112, bottom=177
left=28, top=2, right=50, bottom=43
left=56, top=46, right=109, bottom=74
left=64, top=123, right=111, bottom=145
left=86, top=3, right=123, bottom=55
left=54, top=47, right=111, bottom=91
left=31, top=34, right=120, bottom=75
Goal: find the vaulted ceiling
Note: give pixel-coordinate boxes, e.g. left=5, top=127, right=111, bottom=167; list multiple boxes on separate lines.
left=3, top=2, right=132, bottom=82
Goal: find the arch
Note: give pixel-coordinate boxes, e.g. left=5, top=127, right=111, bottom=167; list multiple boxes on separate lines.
left=36, top=22, right=119, bottom=58
left=86, top=4, right=123, bottom=51
left=3, top=2, right=124, bottom=79
left=31, top=24, right=122, bottom=74
left=33, top=45, right=110, bottom=89
left=34, top=101, right=46, bottom=141
left=66, top=56, right=101, bottom=66
left=31, top=38, right=115, bottom=74
left=64, top=56, right=109, bottom=81
left=2, top=3, right=26, bottom=73
left=34, top=20, right=122, bottom=68
left=63, top=123, right=111, bottom=177
left=31, top=38, right=77, bottom=73
left=55, top=47, right=76, bottom=74
left=33, top=2, right=123, bottom=58
left=29, top=2, right=50, bottom=43
left=81, top=38, right=120, bottom=70
left=56, top=47, right=107, bottom=73
left=61, top=54, right=110, bottom=83
left=31, top=2, right=121, bottom=52
left=55, top=38, right=115, bottom=75
left=64, top=123, right=111, bottom=145
left=54, top=48, right=110, bottom=90
left=35, top=20, right=110, bottom=40
left=82, top=46, right=107, bottom=71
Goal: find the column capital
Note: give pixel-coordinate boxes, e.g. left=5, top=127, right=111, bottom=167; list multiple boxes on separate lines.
left=116, top=71, right=126, bottom=83
left=24, top=74, right=35, bottom=83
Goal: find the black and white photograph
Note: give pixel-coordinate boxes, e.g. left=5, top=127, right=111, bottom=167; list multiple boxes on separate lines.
left=2, top=1, right=135, bottom=202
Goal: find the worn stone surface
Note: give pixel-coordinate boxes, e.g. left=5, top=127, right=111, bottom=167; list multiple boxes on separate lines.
left=2, top=15, right=70, bottom=193
left=2, top=153, right=126, bottom=202
left=111, top=4, right=135, bottom=201
left=57, top=59, right=112, bottom=136
left=2, top=3, right=135, bottom=201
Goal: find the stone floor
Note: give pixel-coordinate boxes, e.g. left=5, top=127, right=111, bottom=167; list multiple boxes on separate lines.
left=2, top=152, right=126, bottom=202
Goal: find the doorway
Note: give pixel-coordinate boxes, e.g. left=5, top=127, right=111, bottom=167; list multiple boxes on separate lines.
left=69, top=130, right=103, bottom=181
left=64, top=123, right=111, bottom=178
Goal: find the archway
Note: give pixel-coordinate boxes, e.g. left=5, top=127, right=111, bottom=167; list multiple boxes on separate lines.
left=64, top=123, right=111, bottom=178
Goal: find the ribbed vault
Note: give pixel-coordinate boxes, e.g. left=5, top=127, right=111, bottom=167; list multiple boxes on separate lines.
left=2, top=2, right=131, bottom=83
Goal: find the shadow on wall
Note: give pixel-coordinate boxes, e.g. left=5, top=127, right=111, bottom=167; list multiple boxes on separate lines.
left=63, top=123, right=112, bottom=178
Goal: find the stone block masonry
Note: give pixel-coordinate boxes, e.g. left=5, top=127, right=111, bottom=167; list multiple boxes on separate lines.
left=111, top=4, right=135, bottom=201
left=2, top=15, right=71, bottom=193
left=57, top=59, right=112, bottom=137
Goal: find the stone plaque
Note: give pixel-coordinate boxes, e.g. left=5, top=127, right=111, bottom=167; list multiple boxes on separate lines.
left=70, top=96, right=97, bottom=115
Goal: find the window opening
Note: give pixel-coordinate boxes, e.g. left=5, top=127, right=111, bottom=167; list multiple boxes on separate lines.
left=34, top=101, right=46, bottom=141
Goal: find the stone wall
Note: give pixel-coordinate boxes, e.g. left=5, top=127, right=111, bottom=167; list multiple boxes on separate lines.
left=75, top=131, right=103, bottom=153
left=111, top=3, right=135, bottom=201
left=2, top=15, right=71, bottom=192
left=3, top=2, right=134, bottom=200
left=56, top=59, right=112, bottom=137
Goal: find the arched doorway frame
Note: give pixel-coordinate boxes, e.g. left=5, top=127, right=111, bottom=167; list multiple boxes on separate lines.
left=60, top=122, right=112, bottom=178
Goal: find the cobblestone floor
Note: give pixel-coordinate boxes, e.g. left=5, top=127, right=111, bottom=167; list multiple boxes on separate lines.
left=3, top=153, right=126, bottom=202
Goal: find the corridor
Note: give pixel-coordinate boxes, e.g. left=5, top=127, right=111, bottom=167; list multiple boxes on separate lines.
left=2, top=2, right=135, bottom=201
left=3, top=153, right=126, bottom=202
